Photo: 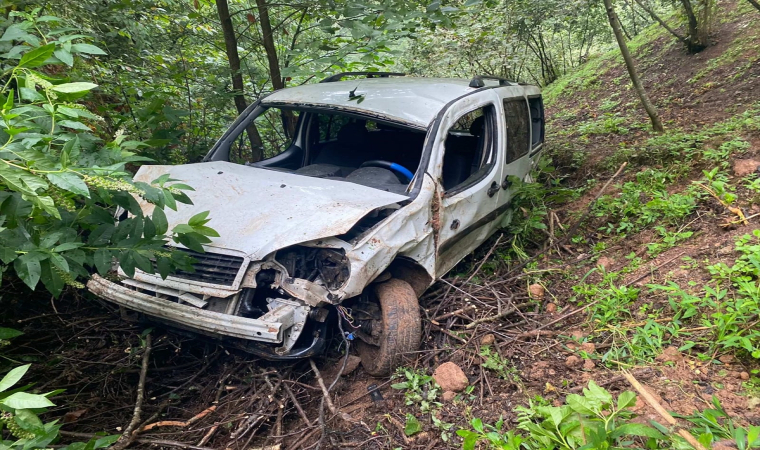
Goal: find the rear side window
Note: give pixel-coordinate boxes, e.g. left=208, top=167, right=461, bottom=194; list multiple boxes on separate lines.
left=529, top=96, right=545, bottom=148
left=503, top=99, right=530, bottom=163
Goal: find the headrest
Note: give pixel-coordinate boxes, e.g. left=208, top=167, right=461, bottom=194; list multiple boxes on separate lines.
left=469, top=116, right=485, bottom=137
left=337, top=120, right=368, bottom=143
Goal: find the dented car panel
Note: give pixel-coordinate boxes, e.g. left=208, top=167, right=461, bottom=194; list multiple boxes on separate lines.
left=86, top=75, right=545, bottom=359
left=132, top=161, right=408, bottom=260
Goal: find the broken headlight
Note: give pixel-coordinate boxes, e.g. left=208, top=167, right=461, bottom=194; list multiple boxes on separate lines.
left=275, top=246, right=350, bottom=290
left=315, top=248, right=350, bottom=290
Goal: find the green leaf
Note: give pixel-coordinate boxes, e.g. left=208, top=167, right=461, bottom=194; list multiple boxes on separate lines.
left=57, top=106, right=80, bottom=118
left=70, top=43, right=107, bottom=55
left=58, top=120, right=92, bottom=131
left=1, top=392, right=55, bottom=409
left=188, top=210, right=210, bottom=226
left=585, top=380, right=613, bottom=406
left=14, top=408, right=44, bottom=433
left=0, top=327, right=23, bottom=340
left=157, top=256, right=171, bottom=279
left=404, top=414, right=422, bottom=436
left=617, top=391, right=637, bottom=410
left=566, top=394, right=596, bottom=415
left=93, top=249, right=112, bottom=275
left=152, top=207, right=168, bottom=235
left=609, top=423, right=665, bottom=440
left=47, top=172, right=89, bottom=197
left=3, top=89, right=13, bottom=112
left=50, top=82, right=98, bottom=94
left=14, top=254, right=41, bottom=290
left=53, top=48, right=73, bottom=66
left=0, top=364, right=30, bottom=393
left=18, top=44, right=55, bottom=69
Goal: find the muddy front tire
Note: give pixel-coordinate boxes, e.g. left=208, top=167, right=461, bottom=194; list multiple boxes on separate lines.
left=356, top=278, right=421, bottom=376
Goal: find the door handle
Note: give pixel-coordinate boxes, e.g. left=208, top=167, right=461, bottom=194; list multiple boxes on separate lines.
left=501, top=177, right=512, bottom=190
left=487, top=181, right=499, bottom=197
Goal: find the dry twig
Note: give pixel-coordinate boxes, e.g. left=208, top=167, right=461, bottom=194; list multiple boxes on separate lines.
left=623, top=371, right=707, bottom=450
left=111, top=333, right=152, bottom=450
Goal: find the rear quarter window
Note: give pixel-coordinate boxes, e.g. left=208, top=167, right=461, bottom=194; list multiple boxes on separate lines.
left=503, top=98, right=530, bottom=163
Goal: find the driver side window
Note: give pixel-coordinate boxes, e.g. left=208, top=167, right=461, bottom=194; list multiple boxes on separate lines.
left=440, top=105, right=497, bottom=194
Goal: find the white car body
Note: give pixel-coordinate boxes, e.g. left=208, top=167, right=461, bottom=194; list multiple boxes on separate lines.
left=87, top=74, right=545, bottom=359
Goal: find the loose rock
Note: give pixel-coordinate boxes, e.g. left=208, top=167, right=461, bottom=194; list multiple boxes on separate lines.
left=655, top=346, right=683, bottom=363
left=565, top=355, right=581, bottom=368
left=580, top=342, right=596, bottom=354
left=529, top=284, right=545, bottom=299
left=718, top=354, right=735, bottom=364
left=433, top=362, right=469, bottom=392
left=341, top=355, right=362, bottom=375
left=732, top=158, right=760, bottom=177
left=546, top=303, right=557, bottom=313
left=741, top=372, right=750, bottom=381
left=442, top=391, right=456, bottom=402
left=582, top=359, right=595, bottom=371
left=480, top=334, right=496, bottom=346
left=597, top=256, right=614, bottom=271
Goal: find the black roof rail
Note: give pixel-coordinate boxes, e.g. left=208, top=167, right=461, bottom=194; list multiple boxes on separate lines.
left=320, top=72, right=406, bottom=83
left=469, top=75, right=519, bottom=88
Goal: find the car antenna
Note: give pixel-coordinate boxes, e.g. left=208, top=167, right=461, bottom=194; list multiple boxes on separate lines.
left=348, top=86, right=361, bottom=99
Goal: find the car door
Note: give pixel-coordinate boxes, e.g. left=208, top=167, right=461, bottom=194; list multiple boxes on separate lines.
left=432, top=91, right=505, bottom=277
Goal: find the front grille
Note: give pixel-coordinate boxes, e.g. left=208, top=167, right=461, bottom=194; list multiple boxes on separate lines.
left=162, top=248, right=245, bottom=286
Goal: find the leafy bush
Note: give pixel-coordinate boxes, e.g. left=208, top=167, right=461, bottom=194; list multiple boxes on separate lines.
left=458, top=384, right=760, bottom=449
left=458, top=381, right=666, bottom=449
left=0, top=329, right=116, bottom=449
left=0, top=12, right=216, bottom=295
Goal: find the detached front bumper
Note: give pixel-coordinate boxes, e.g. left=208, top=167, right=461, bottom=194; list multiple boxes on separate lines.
left=87, top=274, right=285, bottom=343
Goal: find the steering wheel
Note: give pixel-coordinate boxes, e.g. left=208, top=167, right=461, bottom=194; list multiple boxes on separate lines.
left=359, top=160, right=414, bottom=183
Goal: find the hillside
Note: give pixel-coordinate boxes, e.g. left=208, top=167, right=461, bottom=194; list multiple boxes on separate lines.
left=1, top=2, right=759, bottom=449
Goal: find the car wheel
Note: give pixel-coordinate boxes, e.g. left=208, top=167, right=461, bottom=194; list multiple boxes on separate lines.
left=355, top=278, right=421, bottom=376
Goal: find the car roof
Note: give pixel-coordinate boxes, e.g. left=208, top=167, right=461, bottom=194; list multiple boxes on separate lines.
left=261, top=77, right=536, bottom=129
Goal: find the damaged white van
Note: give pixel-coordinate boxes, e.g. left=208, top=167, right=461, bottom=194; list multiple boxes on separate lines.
left=87, top=73, right=545, bottom=375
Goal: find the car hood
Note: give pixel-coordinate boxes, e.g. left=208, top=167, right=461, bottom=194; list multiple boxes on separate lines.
left=133, top=161, right=408, bottom=259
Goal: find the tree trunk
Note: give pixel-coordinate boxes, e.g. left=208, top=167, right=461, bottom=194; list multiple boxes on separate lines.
left=215, top=0, right=264, bottom=161
left=255, top=0, right=297, bottom=138
left=747, top=0, right=760, bottom=12
left=679, top=0, right=708, bottom=52
left=633, top=0, right=689, bottom=45
left=603, top=0, right=664, bottom=132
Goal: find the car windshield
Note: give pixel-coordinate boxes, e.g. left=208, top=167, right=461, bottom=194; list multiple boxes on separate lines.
left=214, top=106, right=428, bottom=195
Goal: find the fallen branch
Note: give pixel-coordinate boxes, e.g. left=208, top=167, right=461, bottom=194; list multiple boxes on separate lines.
left=112, top=333, right=152, bottom=450
left=141, top=405, right=217, bottom=431
left=623, top=371, right=707, bottom=450
left=309, top=358, right=351, bottom=422
left=464, top=301, right=532, bottom=329
left=515, top=301, right=598, bottom=339
left=432, top=304, right=477, bottom=322
left=134, top=438, right=215, bottom=450
left=624, top=251, right=685, bottom=287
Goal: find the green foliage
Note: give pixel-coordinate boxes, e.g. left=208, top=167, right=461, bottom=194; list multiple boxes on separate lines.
left=0, top=330, right=117, bottom=450
left=458, top=382, right=670, bottom=449
left=592, top=168, right=697, bottom=236
left=459, top=386, right=760, bottom=449
left=649, top=231, right=760, bottom=359
left=391, top=368, right=440, bottom=413
left=0, top=14, right=217, bottom=296
left=577, top=113, right=629, bottom=136
left=505, top=159, right=576, bottom=253
left=479, top=346, right=519, bottom=382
